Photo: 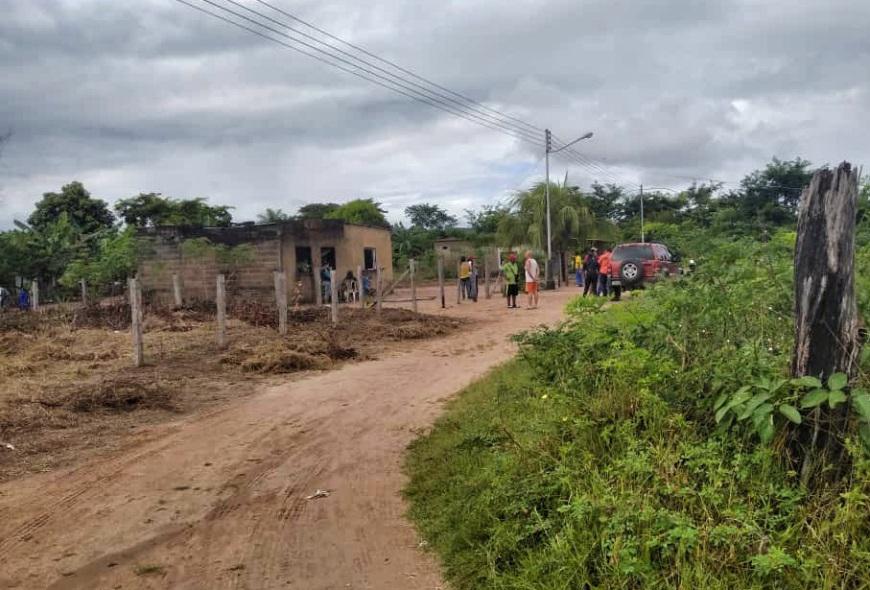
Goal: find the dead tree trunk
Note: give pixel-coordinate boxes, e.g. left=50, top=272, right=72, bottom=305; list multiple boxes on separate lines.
left=791, top=162, right=861, bottom=485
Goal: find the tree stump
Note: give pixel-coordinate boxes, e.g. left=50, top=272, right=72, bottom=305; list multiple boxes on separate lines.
left=791, top=161, right=861, bottom=485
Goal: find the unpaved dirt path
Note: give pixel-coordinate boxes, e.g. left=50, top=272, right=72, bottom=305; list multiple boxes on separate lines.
left=0, top=286, right=577, bottom=590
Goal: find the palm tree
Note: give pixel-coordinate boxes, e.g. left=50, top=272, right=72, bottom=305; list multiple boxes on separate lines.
left=498, top=178, right=617, bottom=281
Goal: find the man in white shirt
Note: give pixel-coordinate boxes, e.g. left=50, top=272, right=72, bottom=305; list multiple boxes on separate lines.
left=524, top=250, right=539, bottom=309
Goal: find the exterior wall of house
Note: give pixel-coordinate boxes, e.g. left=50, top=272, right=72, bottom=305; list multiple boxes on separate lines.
left=138, top=221, right=392, bottom=304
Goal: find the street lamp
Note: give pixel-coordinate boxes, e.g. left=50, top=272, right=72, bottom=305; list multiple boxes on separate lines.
left=544, top=129, right=594, bottom=288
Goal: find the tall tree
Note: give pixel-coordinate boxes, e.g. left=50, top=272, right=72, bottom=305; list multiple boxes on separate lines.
left=465, top=204, right=510, bottom=235
left=296, top=202, right=340, bottom=220
left=325, top=198, right=390, bottom=228
left=257, top=208, right=291, bottom=223
left=586, top=183, right=626, bottom=221
left=736, top=157, right=815, bottom=225
left=404, top=203, right=457, bottom=232
left=29, top=181, right=114, bottom=235
left=115, top=193, right=233, bottom=227
left=501, top=180, right=613, bottom=254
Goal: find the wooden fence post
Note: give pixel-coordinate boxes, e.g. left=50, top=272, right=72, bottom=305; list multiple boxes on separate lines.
left=330, top=269, right=339, bottom=325
left=437, top=256, right=445, bottom=309
left=410, top=259, right=418, bottom=313
left=216, top=274, right=227, bottom=348
left=129, top=278, right=143, bottom=367
left=790, top=162, right=861, bottom=486
left=314, top=267, right=323, bottom=306
left=484, top=256, right=491, bottom=299
left=274, top=271, right=288, bottom=336
left=31, top=280, right=39, bottom=311
left=80, top=279, right=88, bottom=306
left=172, top=273, right=183, bottom=308
left=357, top=265, right=365, bottom=309
left=376, top=266, right=383, bottom=316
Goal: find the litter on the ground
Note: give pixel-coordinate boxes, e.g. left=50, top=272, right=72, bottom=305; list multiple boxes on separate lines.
left=305, top=489, right=332, bottom=500
left=2, top=443, right=14, bottom=451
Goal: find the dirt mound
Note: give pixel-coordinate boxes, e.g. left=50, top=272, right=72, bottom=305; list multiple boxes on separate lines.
left=71, top=303, right=131, bottom=330
left=63, top=378, right=176, bottom=413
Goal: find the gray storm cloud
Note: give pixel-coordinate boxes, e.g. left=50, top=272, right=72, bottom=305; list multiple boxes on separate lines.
left=1, top=0, right=867, bottom=228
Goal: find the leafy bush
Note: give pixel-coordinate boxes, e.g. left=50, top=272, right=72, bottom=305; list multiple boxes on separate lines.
left=405, top=231, right=870, bottom=589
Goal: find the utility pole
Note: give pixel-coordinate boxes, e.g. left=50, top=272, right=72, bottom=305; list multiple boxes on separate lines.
left=640, top=184, right=645, bottom=243
left=544, top=129, right=593, bottom=289
left=544, top=129, right=552, bottom=288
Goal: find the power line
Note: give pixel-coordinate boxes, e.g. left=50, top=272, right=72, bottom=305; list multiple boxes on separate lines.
left=222, top=0, right=544, bottom=142
left=175, top=0, right=547, bottom=147
left=252, top=0, right=544, bottom=136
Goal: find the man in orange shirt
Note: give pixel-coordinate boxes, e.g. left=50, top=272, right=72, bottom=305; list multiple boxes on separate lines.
left=597, top=247, right=612, bottom=297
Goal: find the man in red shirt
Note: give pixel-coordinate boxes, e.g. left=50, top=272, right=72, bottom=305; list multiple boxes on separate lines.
left=597, top=248, right=612, bottom=297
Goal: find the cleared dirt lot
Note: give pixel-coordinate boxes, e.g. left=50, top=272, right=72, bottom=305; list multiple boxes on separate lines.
left=0, top=285, right=576, bottom=590
left=0, top=300, right=459, bottom=481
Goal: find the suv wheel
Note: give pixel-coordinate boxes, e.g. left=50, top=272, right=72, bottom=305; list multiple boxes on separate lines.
left=620, top=260, right=642, bottom=286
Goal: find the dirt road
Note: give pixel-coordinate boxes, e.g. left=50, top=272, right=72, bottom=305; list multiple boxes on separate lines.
left=0, top=286, right=576, bottom=590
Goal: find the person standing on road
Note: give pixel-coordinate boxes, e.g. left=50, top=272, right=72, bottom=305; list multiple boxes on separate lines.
left=573, top=252, right=584, bottom=288
left=501, top=252, right=520, bottom=308
left=583, top=247, right=599, bottom=296
left=524, top=250, right=540, bottom=309
left=18, top=287, right=30, bottom=311
left=468, top=256, right=479, bottom=302
left=459, top=256, right=471, bottom=300
left=597, top=248, right=612, bottom=297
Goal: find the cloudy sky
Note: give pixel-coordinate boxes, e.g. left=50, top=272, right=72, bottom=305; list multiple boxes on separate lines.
left=1, top=0, right=868, bottom=229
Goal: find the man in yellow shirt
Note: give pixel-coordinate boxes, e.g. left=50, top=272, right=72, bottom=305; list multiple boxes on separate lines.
left=459, top=256, right=471, bottom=300
left=573, top=252, right=584, bottom=287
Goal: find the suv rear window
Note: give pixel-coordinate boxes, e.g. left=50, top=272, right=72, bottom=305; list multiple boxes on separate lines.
left=612, top=245, right=654, bottom=261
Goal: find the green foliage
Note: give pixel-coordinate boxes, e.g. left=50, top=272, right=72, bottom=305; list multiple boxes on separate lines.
left=465, top=204, right=510, bottom=235
left=499, top=180, right=617, bottom=253
left=324, top=198, right=390, bottom=228
left=115, top=193, right=233, bottom=227
left=256, top=208, right=291, bottom=223
left=296, top=202, right=339, bottom=219
left=405, top=231, right=870, bottom=589
left=28, top=181, right=114, bottom=235
left=7, top=214, right=86, bottom=286
left=405, top=203, right=456, bottom=232
left=60, top=227, right=138, bottom=289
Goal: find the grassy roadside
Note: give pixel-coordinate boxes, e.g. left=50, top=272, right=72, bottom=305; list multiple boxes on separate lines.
left=404, top=233, right=870, bottom=590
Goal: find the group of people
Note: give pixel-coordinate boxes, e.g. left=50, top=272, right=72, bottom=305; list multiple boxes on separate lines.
left=499, top=250, right=540, bottom=310
left=320, top=265, right=372, bottom=303
left=0, top=286, right=31, bottom=311
left=573, top=246, right=619, bottom=299
left=458, top=255, right=481, bottom=302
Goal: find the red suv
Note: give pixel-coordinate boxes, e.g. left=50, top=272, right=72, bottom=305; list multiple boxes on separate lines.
left=609, top=242, right=679, bottom=297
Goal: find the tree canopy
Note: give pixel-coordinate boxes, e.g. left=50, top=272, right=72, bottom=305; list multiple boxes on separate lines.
left=28, top=181, right=114, bottom=235
left=325, top=198, right=390, bottom=228
left=115, top=193, right=233, bottom=228
left=405, top=203, right=457, bottom=232
left=257, top=208, right=291, bottom=223
left=296, top=203, right=339, bottom=220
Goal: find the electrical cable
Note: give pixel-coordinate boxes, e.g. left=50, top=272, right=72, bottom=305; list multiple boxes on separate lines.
left=252, top=0, right=544, bottom=136
left=177, top=0, right=547, bottom=147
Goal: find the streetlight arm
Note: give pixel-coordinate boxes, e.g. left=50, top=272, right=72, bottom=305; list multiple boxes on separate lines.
left=549, top=131, right=594, bottom=153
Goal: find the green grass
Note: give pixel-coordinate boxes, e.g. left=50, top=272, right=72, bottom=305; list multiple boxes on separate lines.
left=404, top=232, right=870, bottom=589
left=405, top=360, right=870, bottom=589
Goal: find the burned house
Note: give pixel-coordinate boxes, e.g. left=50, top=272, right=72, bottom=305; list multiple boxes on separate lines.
left=137, top=219, right=393, bottom=304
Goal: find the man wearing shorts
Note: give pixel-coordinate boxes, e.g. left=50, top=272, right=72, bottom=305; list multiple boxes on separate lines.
left=524, top=250, right=540, bottom=309
left=501, top=252, right=520, bottom=308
